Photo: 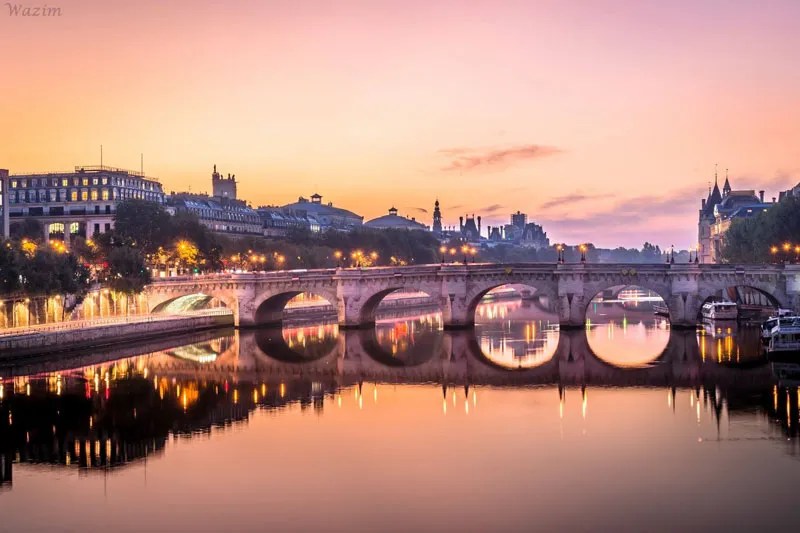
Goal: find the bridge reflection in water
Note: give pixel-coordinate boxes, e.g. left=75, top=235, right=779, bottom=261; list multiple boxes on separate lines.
left=1, top=294, right=798, bottom=523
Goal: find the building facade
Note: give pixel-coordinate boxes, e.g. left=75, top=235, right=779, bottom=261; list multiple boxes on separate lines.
left=168, top=167, right=261, bottom=236
left=279, top=193, right=363, bottom=232
left=2, top=165, right=165, bottom=244
left=698, top=172, right=771, bottom=263
left=258, top=206, right=322, bottom=237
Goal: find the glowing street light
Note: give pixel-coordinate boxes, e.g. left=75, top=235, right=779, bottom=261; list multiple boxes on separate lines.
left=439, top=245, right=447, bottom=263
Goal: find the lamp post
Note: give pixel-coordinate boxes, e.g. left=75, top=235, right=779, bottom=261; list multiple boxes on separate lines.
left=556, top=244, right=564, bottom=264
left=670, top=244, right=675, bottom=264
left=334, top=250, right=343, bottom=267
left=579, top=244, right=587, bottom=263
left=439, top=245, right=447, bottom=263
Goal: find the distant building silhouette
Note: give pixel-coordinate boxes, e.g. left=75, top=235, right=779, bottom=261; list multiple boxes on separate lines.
left=168, top=166, right=261, bottom=236
left=365, top=206, right=428, bottom=230
left=432, top=199, right=442, bottom=235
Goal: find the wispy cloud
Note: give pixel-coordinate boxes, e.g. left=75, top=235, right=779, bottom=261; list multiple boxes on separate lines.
left=539, top=193, right=613, bottom=210
left=480, top=204, right=505, bottom=213
left=409, top=206, right=429, bottom=214
left=439, top=144, right=561, bottom=172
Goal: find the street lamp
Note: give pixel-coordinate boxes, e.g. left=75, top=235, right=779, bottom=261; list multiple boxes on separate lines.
left=556, top=244, right=564, bottom=264
left=469, top=247, right=477, bottom=263
left=579, top=244, right=587, bottom=263
left=670, top=244, right=675, bottom=264
left=439, top=245, right=447, bottom=263
left=461, top=244, right=469, bottom=264
left=334, top=250, right=343, bottom=267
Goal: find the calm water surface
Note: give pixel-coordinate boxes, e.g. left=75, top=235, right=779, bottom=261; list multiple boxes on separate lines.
left=0, top=295, right=798, bottom=532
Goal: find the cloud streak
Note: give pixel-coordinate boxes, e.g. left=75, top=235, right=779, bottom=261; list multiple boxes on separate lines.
left=439, top=144, right=561, bottom=172
left=538, top=193, right=613, bottom=210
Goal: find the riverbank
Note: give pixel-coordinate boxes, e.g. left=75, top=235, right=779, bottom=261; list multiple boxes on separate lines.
left=0, top=311, right=233, bottom=360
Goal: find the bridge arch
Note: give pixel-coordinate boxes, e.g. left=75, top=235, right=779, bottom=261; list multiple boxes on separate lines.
left=463, top=280, right=559, bottom=328
left=693, top=283, right=785, bottom=320
left=355, top=285, right=444, bottom=327
left=582, top=279, right=672, bottom=324
left=252, top=288, right=339, bottom=327
left=150, top=292, right=235, bottom=315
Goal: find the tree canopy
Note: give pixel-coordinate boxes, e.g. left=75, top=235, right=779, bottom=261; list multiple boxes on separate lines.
left=721, top=196, right=800, bottom=263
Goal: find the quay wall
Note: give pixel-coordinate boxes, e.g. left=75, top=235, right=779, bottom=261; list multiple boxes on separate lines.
left=0, top=314, right=233, bottom=359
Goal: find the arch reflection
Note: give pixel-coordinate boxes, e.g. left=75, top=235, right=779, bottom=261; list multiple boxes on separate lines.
left=585, top=286, right=670, bottom=368
left=254, top=322, right=339, bottom=363
left=366, top=312, right=443, bottom=367
left=474, top=294, right=559, bottom=369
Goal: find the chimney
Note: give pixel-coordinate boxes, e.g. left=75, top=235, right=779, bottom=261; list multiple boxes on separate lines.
left=773, top=197, right=777, bottom=203
left=759, top=190, right=765, bottom=202
left=701, top=198, right=706, bottom=209
left=459, top=216, right=464, bottom=231
left=477, top=216, right=481, bottom=235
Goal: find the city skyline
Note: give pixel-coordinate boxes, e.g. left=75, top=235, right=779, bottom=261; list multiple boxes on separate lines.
left=2, top=0, right=800, bottom=248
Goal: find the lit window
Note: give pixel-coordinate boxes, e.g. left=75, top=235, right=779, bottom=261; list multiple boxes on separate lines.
left=82, top=178, right=89, bottom=186
left=90, top=189, right=98, bottom=201
left=81, top=190, right=88, bottom=201
left=61, top=178, right=68, bottom=187
left=101, top=189, right=109, bottom=201
left=70, top=191, right=78, bottom=201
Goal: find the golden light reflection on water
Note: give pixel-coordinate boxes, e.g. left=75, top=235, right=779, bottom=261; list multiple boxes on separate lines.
left=586, top=317, right=671, bottom=368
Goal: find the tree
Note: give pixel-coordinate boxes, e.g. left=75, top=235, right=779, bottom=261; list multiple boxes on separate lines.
left=9, top=219, right=43, bottom=242
left=113, top=199, right=173, bottom=253
left=0, top=242, right=22, bottom=295
left=106, top=247, right=152, bottom=315
left=721, top=196, right=800, bottom=263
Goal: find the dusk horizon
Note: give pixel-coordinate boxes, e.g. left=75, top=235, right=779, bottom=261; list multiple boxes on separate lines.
left=3, top=0, right=799, bottom=248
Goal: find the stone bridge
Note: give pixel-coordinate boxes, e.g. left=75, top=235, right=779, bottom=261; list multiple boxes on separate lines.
left=144, top=263, right=800, bottom=329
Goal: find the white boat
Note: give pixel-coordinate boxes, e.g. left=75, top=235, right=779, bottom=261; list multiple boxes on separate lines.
left=701, top=301, right=738, bottom=321
left=761, top=314, right=800, bottom=344
left=766, top=319, right=800, bottom=355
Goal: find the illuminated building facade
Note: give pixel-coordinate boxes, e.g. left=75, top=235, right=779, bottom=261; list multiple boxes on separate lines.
left=1, top=165, right=165, bottom=244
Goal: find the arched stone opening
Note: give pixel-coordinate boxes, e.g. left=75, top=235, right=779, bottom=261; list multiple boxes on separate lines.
left=151, top=293, right=231, bottom=314
left=584, top=284, right=670, bottom=367
left=467, top=282, right=558, bottom=325
left=253, top=290, right=337, bottom=327
left=357, top=287, right=445, bottom=329
left=254, top=324, right=339, bottom=363
left=694, top=285, right=784, bottom=321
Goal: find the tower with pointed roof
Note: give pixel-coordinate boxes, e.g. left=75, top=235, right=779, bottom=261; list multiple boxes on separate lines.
left=698, top=167, right=722, bottom=263
left=432, top=199, right=442, bottom=235
left=723, top=169, right=732, bottom=197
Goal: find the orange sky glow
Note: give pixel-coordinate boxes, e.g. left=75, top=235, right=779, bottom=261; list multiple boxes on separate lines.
left=2, top=0, right=799, bottom=247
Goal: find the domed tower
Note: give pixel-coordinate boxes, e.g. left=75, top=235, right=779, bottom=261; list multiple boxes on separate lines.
left=432, top=199, right=442, bottom=235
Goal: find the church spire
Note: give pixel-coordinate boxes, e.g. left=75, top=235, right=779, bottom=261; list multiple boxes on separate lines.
left=723, top=168, right=731, bottom=196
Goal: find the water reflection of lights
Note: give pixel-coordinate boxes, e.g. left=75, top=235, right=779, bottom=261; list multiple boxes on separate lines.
left=586, top=316, right=670, bottom=368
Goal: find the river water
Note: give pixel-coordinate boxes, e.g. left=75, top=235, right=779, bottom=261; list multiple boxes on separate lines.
left=0, top=295, right=798, bottom=532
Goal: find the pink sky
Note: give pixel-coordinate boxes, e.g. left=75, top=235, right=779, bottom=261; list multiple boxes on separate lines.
left=1, top=0, right=799, bottom=248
